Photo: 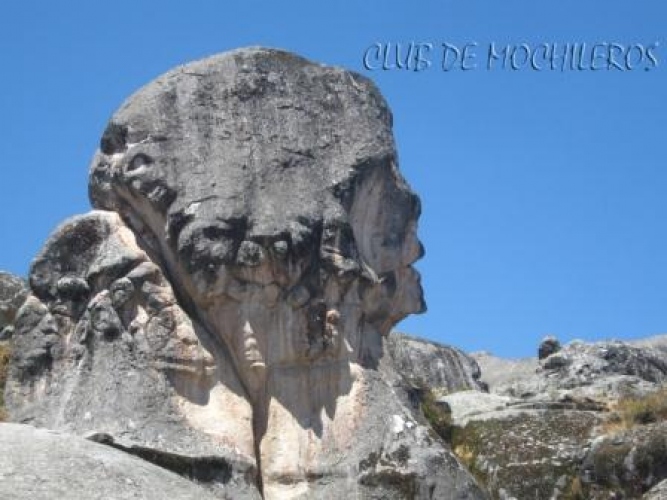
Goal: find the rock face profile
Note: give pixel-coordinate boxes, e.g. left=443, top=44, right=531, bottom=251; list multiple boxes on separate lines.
left=5, top=48, right=484, bottom=499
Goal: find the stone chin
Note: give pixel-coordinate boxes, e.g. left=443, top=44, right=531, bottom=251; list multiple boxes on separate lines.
left=399, top=265, right=427, bottom=318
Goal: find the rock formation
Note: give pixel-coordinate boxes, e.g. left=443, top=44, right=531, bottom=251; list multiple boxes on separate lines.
left=582, top=421, right=667, bottom=499
left=644, top=479, right=667, bottom=500
left=444, top=337, right=667, bottom=499
left=476, top=338, right=667, bottom=402
left=0, top=423, right=223, bottom=500
left=5, top=48, right=485, bottom=499
left=537, top=334, right=561, bottom=360
left=386, top=332, right=484, bottom=394
left=0, top=271, right=28, bottom=340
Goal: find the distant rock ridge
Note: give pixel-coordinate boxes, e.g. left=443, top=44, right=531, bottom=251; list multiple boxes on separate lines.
left=386, top=332, right=484, bottom=394
left=4, top=48, right=485, bottom=499
left=474, top=336, right=667, bottom=401
left=447, top=335, right=667, bottom=499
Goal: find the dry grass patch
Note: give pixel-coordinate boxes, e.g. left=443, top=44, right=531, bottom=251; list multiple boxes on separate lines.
left=617, top=386, right=667, bottom=426
left=602, top=385, right=667, bottom=435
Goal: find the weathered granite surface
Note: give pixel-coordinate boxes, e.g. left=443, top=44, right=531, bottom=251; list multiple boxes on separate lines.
left=449, top=337, right=667, bottom=499
left=386, top=332, right=484, bottom=394
left=0, top=271, right=28, bottom=340
left=581, top=422, right=667, bottom=499
left=7, top=210, right=258, bottom=498
left=643, top=478, right=667, bottom=499
left=5, top=48, right=485, bottom=499
left=0, top=423, right=223, bottom=500
left=474, top=338, right=667, bottom=402
left=538, top=335, right=561, bottom=360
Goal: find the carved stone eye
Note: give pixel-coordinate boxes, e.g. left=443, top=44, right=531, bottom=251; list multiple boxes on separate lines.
left=127, top=153, right=153, bottom=172
left=56, top=276, right=90, bottom=300
left=272, top=240, right=289, bottom=256
left=100, top=122, right=128, bottom=155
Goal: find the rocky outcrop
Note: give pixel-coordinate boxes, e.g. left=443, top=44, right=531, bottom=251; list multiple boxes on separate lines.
left=644, top=478, right=667, bottom=499
left=9, top=45, right=667, bottom=500
left=450, top=407, right=602, bottom=499
left=475, top=339, right=667, bottom=403
left=538, top=335, right=561, bottom=360
left=0, top=271, right=28, bottom=340
left=5, top=48, right=485, bottom=499
left=630, top=333, right=667, bottom=356
left=472, top=351, right=538, bottom=394
left=581, top=422, right=667, bottom=499
left=448, top=338, right=667, bottom=499
left=0, top=423, right=223, bottom=500
left=6, top=211, right=258, bottom=498
left=386, top=332, right=484, bottom=394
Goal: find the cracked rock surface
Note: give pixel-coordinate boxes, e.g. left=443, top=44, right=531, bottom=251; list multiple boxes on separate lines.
left=386, top=332, right=484, bottom=394
left=5, top=48, right=485, bottom=499
left=0, top=271, right=28, bottom=340
left=0, top=423, right=222, bottom=500
left=444, top=336, right=667, bottom=499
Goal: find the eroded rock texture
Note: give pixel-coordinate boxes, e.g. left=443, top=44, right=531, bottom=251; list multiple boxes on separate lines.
left=7, top=211, right=258, bottom=498
left=476, top=339, right=667, bottom=402
left=6, top=48, right=485, bottom=499
left=386, top=332, right=484, bottom=394
left=0, top=423, right=224, bottom=500
left=0, top=271, right=28, bottom=340
left=449, top=337, right=667, bottom=499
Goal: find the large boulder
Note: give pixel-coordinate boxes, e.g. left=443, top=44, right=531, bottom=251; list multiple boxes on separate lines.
left=471, top=352, right=538, bottom=394
left=386, top=332, right=484, bottom=394
left=0, top=423, right=222, bottom=500
left=537, top=335, right=561, bottom=360
left=6, top=48, right=485, bottom=499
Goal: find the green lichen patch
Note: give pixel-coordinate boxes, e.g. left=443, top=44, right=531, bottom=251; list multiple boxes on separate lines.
left=420, top=386, right=453, bottom=442
left=583, top=422, right=667, bottom=498
left=450, top=410, right=600, bottom=499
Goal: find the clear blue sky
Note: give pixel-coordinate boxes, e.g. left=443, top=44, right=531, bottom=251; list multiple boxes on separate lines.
left=1, top=1, right=665, bottom=357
